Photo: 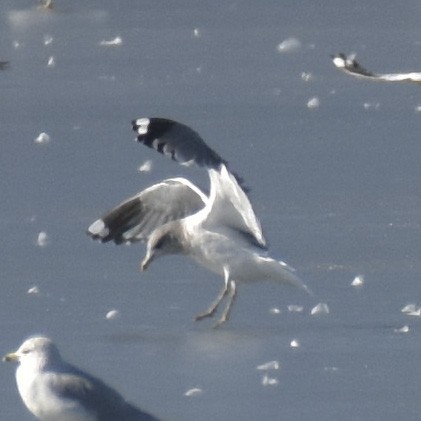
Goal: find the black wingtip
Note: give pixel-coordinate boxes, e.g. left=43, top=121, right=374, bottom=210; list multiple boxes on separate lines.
left=131, top=117, right=227, bottom=170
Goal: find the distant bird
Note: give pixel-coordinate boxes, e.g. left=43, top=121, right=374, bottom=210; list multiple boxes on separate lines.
left=3, top=337, right=161, bottom=421
left=332, top=53, right=421, bottom=84
left=88, top=118, right=308, bottom=327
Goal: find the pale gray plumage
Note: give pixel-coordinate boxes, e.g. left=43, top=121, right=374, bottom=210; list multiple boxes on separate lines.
left=88, top=118, right=308, bottom=326
left=3, top=337, right=160, bottom=421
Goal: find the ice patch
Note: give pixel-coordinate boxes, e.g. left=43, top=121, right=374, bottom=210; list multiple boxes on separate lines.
left=307, top=96, right=320, bottom=110
left=34, top=132, right=50, bottom=144
left=401, top=304, right=418, bottom=314
left=287, top=305, right=303, bottom=313
left=36, top=231, right=49, bottom=247
left=105, top=309, right=120, bottom=320
left=301, top=72, right=313, bottom=82
left=261, top=374, right=279, bottom=386
left=269, top=307, right=281, bottom=315
left=310, top=302, right=329, bottom=316
left=290, top=339, right=300, bottom=348
left=256, top=360, right=279, bottom=371
left=27, top=286, right=40, bottom=295
left=43, top=34, right=53, bottom=46
left=394, top=325, right=410, bottom=334
left=351, top=275, right=365, bottom=287
left=99, top=36, right=122, bottom=47
left=277, top=37, right=301, bottom=53
left=138, top=160, right=153, bottom=173
left=363, top=102, right=380, bottom=110
left=184, top=387, right=203, bottom=397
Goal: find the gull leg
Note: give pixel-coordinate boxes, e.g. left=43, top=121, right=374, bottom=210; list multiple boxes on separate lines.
left=213, top=280, right=237, bottom=328
left=195, top=267, right=230, bottom=321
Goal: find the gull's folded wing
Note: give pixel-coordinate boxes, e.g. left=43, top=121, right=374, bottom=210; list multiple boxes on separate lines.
left=49, top=370, right=160, bottom=420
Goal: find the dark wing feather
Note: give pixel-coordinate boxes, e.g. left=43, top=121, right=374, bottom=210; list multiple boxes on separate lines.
left=132, top=118, right=226, bottom=169
left=132, top=117, right=249, bottom=191
left=87, top=178, right=206, bottom=244
left=332, top=53, right=374, bottom=77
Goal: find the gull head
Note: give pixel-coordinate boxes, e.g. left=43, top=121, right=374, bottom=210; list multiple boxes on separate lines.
left=3, top=337, right=61, bottom=371
left=141, top=223, right=185, bottom=271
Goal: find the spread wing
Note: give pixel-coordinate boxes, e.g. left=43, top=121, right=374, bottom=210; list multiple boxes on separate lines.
left=132, top=118, right=266, bottom=248
left=88, top=178, right=207, bottom=244
left=132, top=118, right=226, bottom=169
left=332, top=53, right=421, bottom=84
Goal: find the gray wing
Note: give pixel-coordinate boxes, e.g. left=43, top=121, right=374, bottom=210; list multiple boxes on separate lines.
left=47, top=369, right=161, bottom=421
left=132, top=118, right=264, bottom=246
left=332, top=53, right=421, bottom=84
left=88, top=178, right=207, bottom=244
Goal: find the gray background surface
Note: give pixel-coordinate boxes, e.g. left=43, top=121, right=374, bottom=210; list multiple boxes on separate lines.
left=1, top=1, right=421, bottom=420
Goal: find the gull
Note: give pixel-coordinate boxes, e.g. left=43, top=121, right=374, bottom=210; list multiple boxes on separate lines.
left=332, top=53, right=421, bottom=84
left=3, top=336, right=160, bottom=421
left=88, top=118, right=309, bottom=327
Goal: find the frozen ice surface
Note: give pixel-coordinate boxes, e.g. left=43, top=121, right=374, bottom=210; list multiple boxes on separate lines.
left=105, top=309, right=120, bottom=320
left=99, top=36, right=123, bottom=46
left=261, top=373, right=279, bottom=387
left=256, top=360, right=280, bottom=371
left=34, top=132, right=50, bottom=144
left=43, top=34, right=53, bottom=46
left=401, top=304, right=418, bottom=314
left=394, top=325, right=410, bottom=334
left=184, top=388, right=203, bottom=397
left=36, top=231, right=49, bottom=247
left=301, top=72, right=313, bottom=82
left=351, top=275, right=365, bottom=287
left=287, top=305, right=304, bottom=313
left=290, top=339, right=300, bottom=348
left=27, top=286, right=40, bottom=295
left=269, top=307, right=281, bottom=314
left=47, top=56, right=55, bottom=67
left=310, top=303, right=330, bottom=316
left=1, top=1, right=421, bottom=420
left=276, top=37, right=301, bottom=53
left=307, top=96, right=320, bottom=110
left=138, top=160, right=153, bottom=173
left=363, top=102, right=380, bottom=110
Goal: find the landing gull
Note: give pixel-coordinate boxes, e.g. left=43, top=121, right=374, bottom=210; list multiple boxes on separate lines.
left=332, top=53, right=421, bottom=84
left=88, top=118, right=309, bottom=326
left=3, top=336, right=160, bottom=421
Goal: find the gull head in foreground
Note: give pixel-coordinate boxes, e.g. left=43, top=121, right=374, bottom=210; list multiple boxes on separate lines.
left=3, top=336, right=160, bottom=421
left=88, top=118, right=310, bottom=327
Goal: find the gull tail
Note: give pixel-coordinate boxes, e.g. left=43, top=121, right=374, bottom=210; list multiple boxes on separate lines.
left=262, top=257, right=311, bottom=294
